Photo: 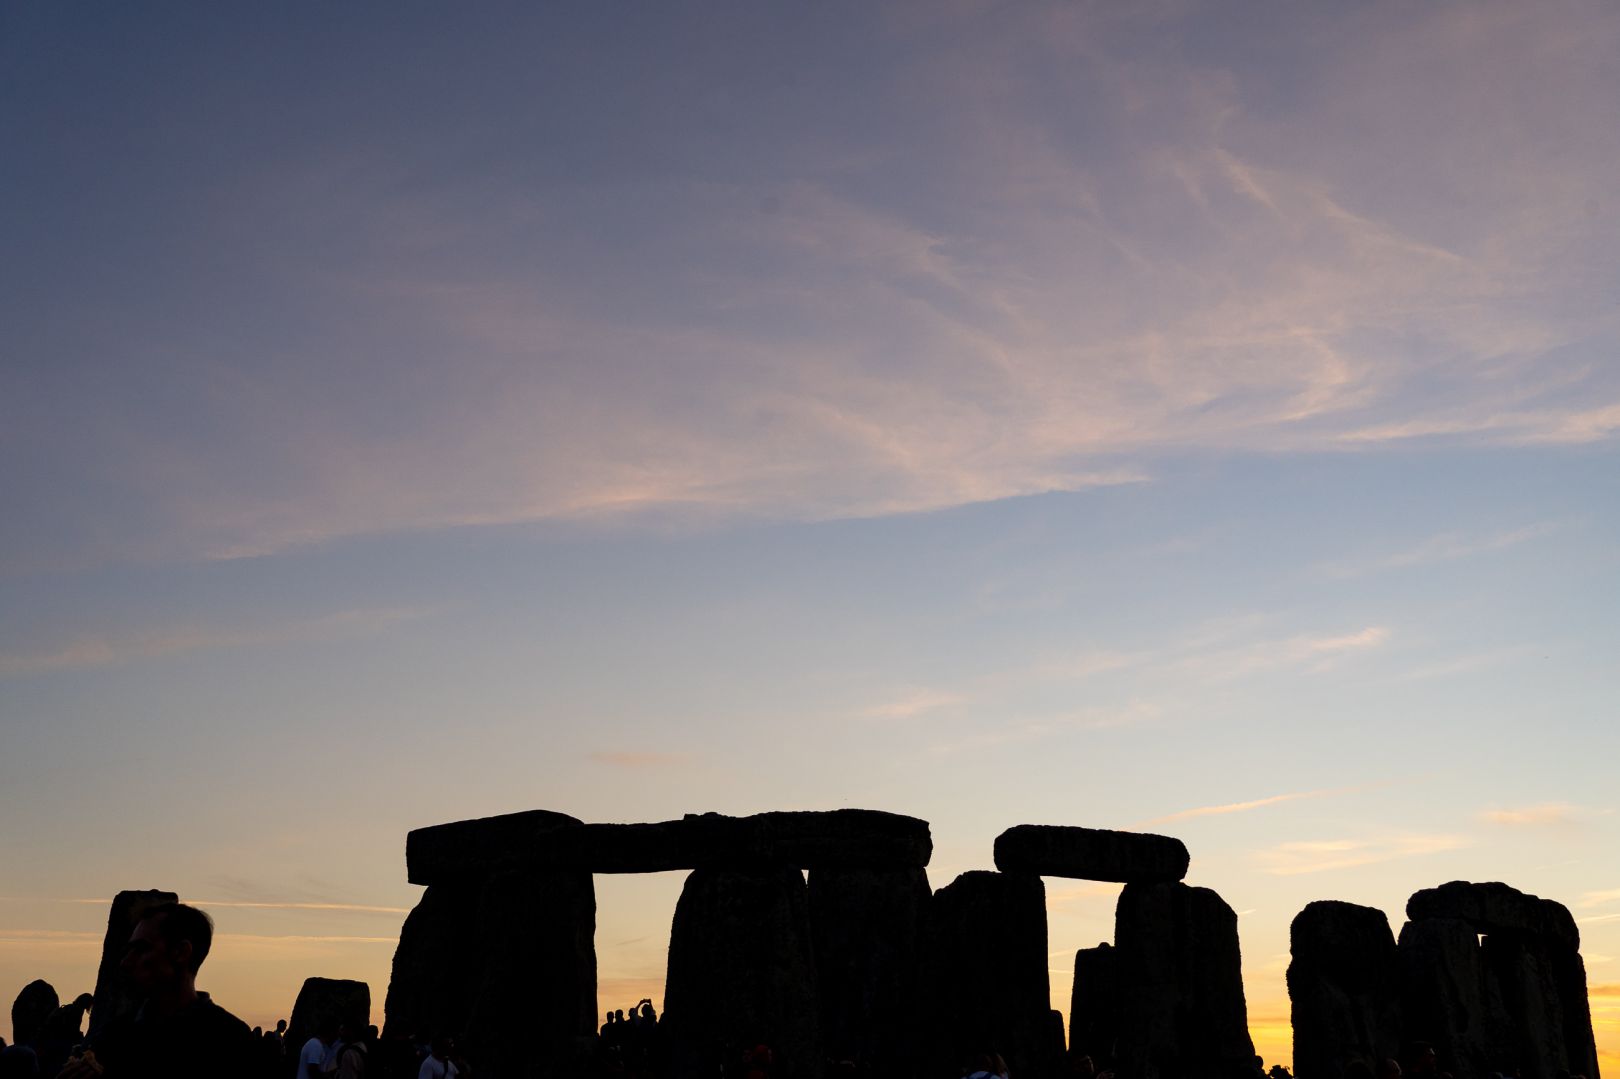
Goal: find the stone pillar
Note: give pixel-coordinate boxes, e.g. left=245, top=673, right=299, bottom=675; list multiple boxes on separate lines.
left=88, top=889, right=177, bottom=1039
left=1114, top=881, right=1255, bottom=1079
left=1287, top=901, right=1401, bottom=1079
left=1069, top=942, right=1118, bottom=1069
left=465, top=868, right=597, bottom=1074
left=922, top=871, right=1059, bottom=1079
left=809, top=866, right=929, bottom=1076
left=664, top=866, right=821, bottom=1079
left=288, top=978, right=371, bottom=1051
left=1482, top=931, right=1568, bottom=1079
left=1397, top=917, right=1489, bottom=1079
left=383, top=881, right=484, bottom=1044
left=1552, top=947, right=1601, bottom=1079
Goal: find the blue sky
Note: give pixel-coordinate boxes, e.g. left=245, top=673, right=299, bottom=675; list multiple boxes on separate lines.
left=3, top=1, right=1619, bottom=1066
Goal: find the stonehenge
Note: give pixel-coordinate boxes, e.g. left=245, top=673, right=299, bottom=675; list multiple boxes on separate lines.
left=380, top=811, right=1602, bottom=1079
left=1286, top=881, right=1600, bottom=1079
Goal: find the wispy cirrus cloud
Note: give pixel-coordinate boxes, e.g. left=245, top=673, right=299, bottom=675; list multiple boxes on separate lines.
left=1254, top=833, right=1469, bottom=876
left=9, top=5, right=1619, bottom=567
left=587, top=751, right=692, bottom=769
left=1480, top=803, right=1584, bottom=828
left=0, top=607, right=431, bottom=678
left=1320, top=523, right=1562, bottom=578
left=1146, top=782, right=1383, bottom=826
left=857, top=689, right=966, bottom=721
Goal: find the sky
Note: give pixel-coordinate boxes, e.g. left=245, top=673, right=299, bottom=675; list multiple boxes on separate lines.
left=3, top=0, right=1619, bottom=1069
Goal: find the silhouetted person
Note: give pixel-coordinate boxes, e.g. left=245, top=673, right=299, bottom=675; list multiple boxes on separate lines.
left=0, top=1045, right=40, bottom=1079
left=301, top=1017, right=340, bottom=1078
left=35, top=995, right=92, bottom=1078
left=964, top=1053, right=998, bottom=1079
left=415, top=1037, right=457, bottom=1079
left=56, top=901, right=254, bottom=1079
left=335, top=1023, right=366, bottom=1079
left=1378, top=1060, right=1403, bottom=1078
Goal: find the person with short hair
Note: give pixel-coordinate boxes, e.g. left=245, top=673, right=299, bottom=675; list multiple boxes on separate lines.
left=415, top=1037, right=457, bottom=1079
left=55, top=901, right=255, bottom=1079
left=300, top=1018, right=340, bottom=1079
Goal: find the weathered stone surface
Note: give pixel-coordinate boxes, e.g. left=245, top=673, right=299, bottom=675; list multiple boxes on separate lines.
left=922, top=871, right=1061, bottom=1079
left=408, top=809, right=931, bottom=884
left=287, top=978, right=370, bottom=1051
left=993, top=825, right=1189, bottom=883
left=12, top=979, right=59, bottom=1047
left=383, top=881, right=483, bottom=1043
left=384, top=870, right=596, bottom=1071
left=406, top=809, right=583, bottom=885
left=1069, top=943, right=1118, bottom=1068
left=1397, top=917, right=1491, bottom=1079
left=1288, top=901, right=1401, bottom=1079
left=1407, top=881, right=1579, bottom=949
left=464, top=868, right=597, bottom=1074
left=88, top=889, right=177, bottom=1039
left=1114, top=881, right=1255, bottom=1079
left=1482, top=931, right=1570, bottom=1079
left=809, top=866, right=930, bottom=1075
left=664, top=866, right=821, bottom=1079
left=1552, top=947, right=1601, bottom=1079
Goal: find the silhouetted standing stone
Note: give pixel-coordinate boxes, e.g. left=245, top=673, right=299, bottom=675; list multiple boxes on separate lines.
left=664, top=866, right=821, bottom=1079
left=1552, top=947, right=1601, bottom=1079
left=810, top=866, right=930, bottom=1076
left=1288, top=901, right=1401, bottom=1079
left=383, top=881, right=483, bottom=1044
left=1397, top=916, right=1489, bottom=1079
left=12, top=979, right=59, bottom=1047
left=923, top=871, right=1060, bottom=1079
left=287, top=978, right=370, bottom=1055
left=89, top=889, right=177, bottom=1039
left=1482, top=930, right=1569, bottom=1079
left=1114, top=881, right=1255, bottom=1079
left=464, top=868, right=597, bottom=1074
left=1069, top=943, right=1118, bottom=1068
left=994, top=825, right=1190, bottom=883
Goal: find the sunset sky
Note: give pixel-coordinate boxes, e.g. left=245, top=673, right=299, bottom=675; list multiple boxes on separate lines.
left=3, top=2, right=1619, bottom=1069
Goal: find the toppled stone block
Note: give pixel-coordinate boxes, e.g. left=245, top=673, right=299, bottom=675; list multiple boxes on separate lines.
left=810, top=866, right=930, bottom=1076
left=1287, top=901, right=1401, bottom=1079
left=287, top=977, right=370, bottom=1051
left=664, top=866, right=821, bottom=1079
left=922, top=871, right=1061, bottom=1079
left=993, top=825, right=1188, bottom=883
left=89, top=889, right=178, bottom=1039
left=1406, top=881, right=1578, bottom=948
left=1114, top=881, right=1254, bottom=1079
left=408, top=809, right=931, bottom=884
left=406, top=810, right=583, bottom=885
left=1069, top=943, right=1118, bottom=1068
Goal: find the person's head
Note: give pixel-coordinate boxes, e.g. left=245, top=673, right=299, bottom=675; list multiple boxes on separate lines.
left=317, top=1016, right=340, bottom=1044
left=122, top=902, right=214, bottom=995
left=967, top=1053, right=994, bottom=1075
left=1378, top=1059, right=1403, bottom=1079
left=276, top=1019, right=288, bottom=1034
left=615, top=1009, right=625, bottom=1021
left=430, top=1035, right=453, bottom=1060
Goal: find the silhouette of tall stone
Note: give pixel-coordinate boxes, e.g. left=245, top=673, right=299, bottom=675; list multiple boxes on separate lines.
left=1397, top=916, right=1490, bottom=1079
left=88, top=889, right=177, bottom=1039
left=465, top=868, right=597, bottom=1074
left=809, top=866, right=930, bottom=1076
left=1113, top=881, right=1254, bottom=1079
left=388, top=811, right=596, bottom=1070
left=287, top=978, right=370, bottom=1053
left=922, top=871, right=1060, bottom=1078
left=994, top=825, right=1189, bottom=883
left=12, top=979, right=59, bottom=1047
left=664, top=866, right=821, bottom=1079
left=1069, top=942, right=1118, bottom=1068
left=1288, top=901, right=1401, bottom=1079
left=1399, top=882, right=1600, bottom=1079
